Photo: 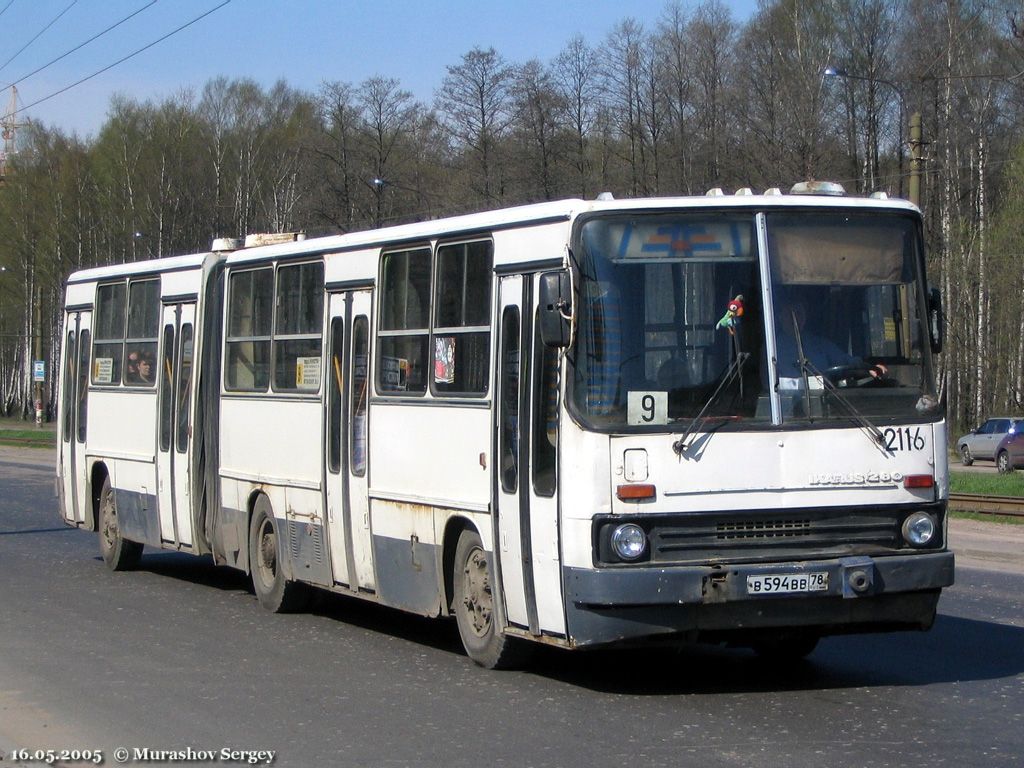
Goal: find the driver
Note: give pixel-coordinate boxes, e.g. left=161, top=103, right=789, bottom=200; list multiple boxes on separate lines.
left=776, top=298, right=887, bottom=382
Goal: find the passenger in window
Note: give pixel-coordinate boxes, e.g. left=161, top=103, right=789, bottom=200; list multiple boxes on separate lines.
left=126, top=351, right=140, bottom=383
left=136, top=353, right=154, bottom=383
left=126, top=350, right=153, bottom=384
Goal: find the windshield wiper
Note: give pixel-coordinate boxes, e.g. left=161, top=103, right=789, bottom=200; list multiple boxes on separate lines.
left=788, top=309, right=888, bottom=453
left=673, top=352, right=749, bottom=455
left=791, top=309, right=814, bottom=420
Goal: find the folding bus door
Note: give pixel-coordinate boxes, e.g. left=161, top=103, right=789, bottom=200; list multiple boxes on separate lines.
left=325, top=290, right=375, bottom=591
left=59, top=310, right=91, bottom=526
left=495, top=273, right=566, bottom=637
left=156, top=302, right=196, bottom=546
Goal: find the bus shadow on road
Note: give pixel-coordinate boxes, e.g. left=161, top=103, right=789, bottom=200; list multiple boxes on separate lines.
left=133, top=550, right=466, bottom=655
left=524, top=613, right=1024, bottom=694
left=117, top=552, right=1024, bottom=693
left=308, top=590, right=466, bottom=655
left=123, top=551, right=254, bottom=595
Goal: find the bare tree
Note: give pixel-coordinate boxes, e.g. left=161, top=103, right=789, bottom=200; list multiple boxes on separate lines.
left=831, top=0, right=902, bottom=194
left=315, top=81, right=362, bottom=231
left=513, top=59, right=566, bottom=201
left=600, top=18, right=650, bottom=196
left=733, top=0, right=839, bottom=185
left=553, top=35, right=600, bottom=197
left=356, top=77, right=421, bottom=227
left=436, top=47, right=515, bottom=202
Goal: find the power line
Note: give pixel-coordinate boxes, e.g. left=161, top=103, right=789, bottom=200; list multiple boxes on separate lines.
left=13, top=0, right=231, bottom=118
left=0, top=1, right=78, bottom=77
left=0, top=1, right=15, bottom=21
left=1, top=1, right=159, bottom=93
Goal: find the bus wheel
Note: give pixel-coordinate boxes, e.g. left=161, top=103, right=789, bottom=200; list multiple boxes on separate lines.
left=248, top=498, right=308, bottom=613
left=453, top=529, right=527, bottom=669
left=98, top=476, right=143, bottom=571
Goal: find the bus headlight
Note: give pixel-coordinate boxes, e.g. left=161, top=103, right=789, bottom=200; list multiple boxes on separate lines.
left=902, top=512, right=936, bottom=547
left=611, top=523, right=647, bottom=561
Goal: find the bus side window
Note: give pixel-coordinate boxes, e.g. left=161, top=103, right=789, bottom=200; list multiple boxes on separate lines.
left=124, top=279, right=160, bottom=387
left=273, top=261, right=324, bottom=392
left=225, top=268, right=273, bottom=391
left=433, top=240, right=492, bottom=395
left=378, top=247, right=431, bottom=394
left=93, top=283, right=126, bottom=385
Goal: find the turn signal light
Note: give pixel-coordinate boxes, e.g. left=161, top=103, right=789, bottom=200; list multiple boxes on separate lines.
left=616, top=483, right=656, bottom=501
left=903, top=475, right=935, bottom=489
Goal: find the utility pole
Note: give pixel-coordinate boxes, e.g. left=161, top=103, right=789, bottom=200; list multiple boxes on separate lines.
left=909, top=112, right=923, bottom=209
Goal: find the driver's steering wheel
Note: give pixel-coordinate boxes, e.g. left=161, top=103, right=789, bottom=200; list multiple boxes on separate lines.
left=824, top=364, right=892, bottom=388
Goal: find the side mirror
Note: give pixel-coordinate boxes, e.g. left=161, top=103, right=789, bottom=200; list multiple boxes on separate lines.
left=928, top=287, right=943, bottom=354
left=538, top=270, right=572, bottom=348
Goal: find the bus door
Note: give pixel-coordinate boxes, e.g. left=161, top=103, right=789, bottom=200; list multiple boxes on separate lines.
left=495, top=273, right=566, bottom=637
left=156, top=302, right=196, bottom=547
left=59, top=310, right=91, bottom=525
left=325, top=290, right=375, bottom=591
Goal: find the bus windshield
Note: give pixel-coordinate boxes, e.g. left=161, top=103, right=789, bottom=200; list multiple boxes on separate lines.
left=766, top=211, right=936, bottom=423
left=571, top=209, right=937, bottom=430
left=572, top=213, right=768, bottom=429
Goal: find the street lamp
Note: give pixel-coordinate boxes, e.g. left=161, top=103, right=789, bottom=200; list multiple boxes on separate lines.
left=823, top=66, right=924, bottom=208
left=369, top=177, right=421, bottom=228
left=372, top=177, right=418, bottom=193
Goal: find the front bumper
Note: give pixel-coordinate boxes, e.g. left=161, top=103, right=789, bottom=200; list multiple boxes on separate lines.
left=563, top=550, right=954, bottom=647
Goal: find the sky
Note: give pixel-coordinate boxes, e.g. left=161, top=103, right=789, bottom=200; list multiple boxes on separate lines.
left=0, top=0, right=759, bottom=139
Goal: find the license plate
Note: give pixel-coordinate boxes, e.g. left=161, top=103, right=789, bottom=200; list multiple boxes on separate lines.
left=747, top=572, right=829, bottom=595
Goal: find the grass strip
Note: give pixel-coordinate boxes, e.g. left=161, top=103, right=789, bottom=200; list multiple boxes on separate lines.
left=949, top=470, right=1024, bottom=497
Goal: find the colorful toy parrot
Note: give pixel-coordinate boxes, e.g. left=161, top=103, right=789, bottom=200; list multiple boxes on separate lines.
left=716, top=294, right=744, bottom=335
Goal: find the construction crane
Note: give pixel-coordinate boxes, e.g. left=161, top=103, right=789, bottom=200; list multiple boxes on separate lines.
left=1, top=86, right=24, bottom=182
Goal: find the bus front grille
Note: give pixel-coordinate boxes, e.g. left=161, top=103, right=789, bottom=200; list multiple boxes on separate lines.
left=595, top=505, right=944, bottom=566
left=653, top=511, right=900, bottom=562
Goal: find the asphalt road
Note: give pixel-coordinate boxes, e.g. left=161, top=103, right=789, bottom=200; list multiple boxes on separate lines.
left=1, top=447, right=1022, bottom=768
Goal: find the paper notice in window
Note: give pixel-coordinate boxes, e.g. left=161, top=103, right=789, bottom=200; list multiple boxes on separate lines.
left=296, top=356, right=322, bottom=389
left=94, top=358, right=113, bottom=384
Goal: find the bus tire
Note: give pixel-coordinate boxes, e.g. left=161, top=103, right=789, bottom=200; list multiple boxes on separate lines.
left=98, top=476, right=143, bottom=571
left=452, top=529, right=527, bottom=669
left=248, top=497, right=308, bottom=613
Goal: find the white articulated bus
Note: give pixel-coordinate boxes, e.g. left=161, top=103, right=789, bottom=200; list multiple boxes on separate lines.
left=57, top=185, right=954, bottom=668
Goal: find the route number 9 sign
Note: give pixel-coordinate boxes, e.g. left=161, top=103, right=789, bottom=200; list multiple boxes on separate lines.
left=627, top=391, right=668, bottom=426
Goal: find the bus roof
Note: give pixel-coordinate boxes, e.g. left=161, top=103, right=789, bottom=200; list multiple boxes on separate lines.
left=66, top=251, right=211, bottom=284
left=65, top=191, right=921, bottom=281
left=224, top=192, right=920, bottom=265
